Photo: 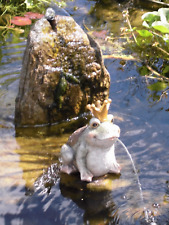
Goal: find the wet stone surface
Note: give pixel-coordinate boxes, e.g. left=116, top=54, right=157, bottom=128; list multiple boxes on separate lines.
left=15, top=9, right=110, bottom=127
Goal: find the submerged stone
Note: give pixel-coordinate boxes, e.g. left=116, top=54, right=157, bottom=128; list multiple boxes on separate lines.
left=15, top=8, right=110, bottom=127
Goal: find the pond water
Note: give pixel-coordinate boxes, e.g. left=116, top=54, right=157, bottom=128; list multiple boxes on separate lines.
left=0, top=0, right=169, bottom=224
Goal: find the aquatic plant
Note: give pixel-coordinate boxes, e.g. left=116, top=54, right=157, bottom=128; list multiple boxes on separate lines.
left=120, top=8, right=169, bottom=99
left=0, top=0, right=67, bottom=16
left=10, top=12, right=44, bottom=26
left=0, top=0, right=66, bottom=36
left=11, top=16, right=32, bottom=26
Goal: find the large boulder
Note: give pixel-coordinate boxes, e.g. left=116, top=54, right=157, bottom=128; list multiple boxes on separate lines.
left=15, top=8, right=110, bottom=127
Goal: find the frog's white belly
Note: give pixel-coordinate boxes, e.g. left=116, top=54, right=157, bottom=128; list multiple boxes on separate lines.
left=86, top=145, right=117, bottom=176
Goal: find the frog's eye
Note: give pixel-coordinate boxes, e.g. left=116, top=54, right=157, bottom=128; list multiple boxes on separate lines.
left=89, top=118, right=100, bottom=129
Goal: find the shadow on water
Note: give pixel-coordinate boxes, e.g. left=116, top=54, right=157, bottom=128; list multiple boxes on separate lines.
left=0, top=0, right=169, bottom=224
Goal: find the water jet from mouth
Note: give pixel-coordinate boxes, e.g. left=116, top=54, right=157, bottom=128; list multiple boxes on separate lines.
left=117, top=138, right=157, bottom=225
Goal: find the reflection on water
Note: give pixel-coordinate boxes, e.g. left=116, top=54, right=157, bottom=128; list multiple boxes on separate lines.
left=0, top=0, right=169, bottom=224
left=16, top=136, right=66, bottom=189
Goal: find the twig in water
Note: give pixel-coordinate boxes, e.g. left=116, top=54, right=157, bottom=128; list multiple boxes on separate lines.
left=152, top=87, right=169, bottom=106
left=103, top=54, right=138, bottom=61
left=123, top=9, right=138, bottom=45
left=152, top=42, right=169, bottom=58
left=158, top=87, right=169, bottom=102
left=145, top=64, right=169, bottom=81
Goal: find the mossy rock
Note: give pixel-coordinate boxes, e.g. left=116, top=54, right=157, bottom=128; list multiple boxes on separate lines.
left=15, top=8, right=110, bottom=127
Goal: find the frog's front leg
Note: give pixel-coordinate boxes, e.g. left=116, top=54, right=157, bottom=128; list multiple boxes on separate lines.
left=60, top=144, right=77, bottom=174
left=109, top=162, right=121, bottom=174
left=76, top=145, right=93, bottom=182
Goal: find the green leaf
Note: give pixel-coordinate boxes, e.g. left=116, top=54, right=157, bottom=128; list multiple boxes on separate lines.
left=162, top=65, right=169, bottom=74
left=142, top=11, right=160, bottom=23
left=152, top=21, right=169, bottom=33
left=158, top=8, right=169, bottom=23
left=137, top=29, right=153, bottom=37
left=142, top=20, right=150, bottom=28
left=148, top=81, right=168, bottom=91
left=138, top=66, right=150, bottom=76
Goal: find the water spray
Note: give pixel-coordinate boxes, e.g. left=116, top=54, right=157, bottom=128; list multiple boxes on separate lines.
left=117, top=139, right=157, bottom=225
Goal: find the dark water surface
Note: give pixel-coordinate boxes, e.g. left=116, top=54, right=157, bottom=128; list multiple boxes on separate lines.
left=0, top=1, right=169, bottom=224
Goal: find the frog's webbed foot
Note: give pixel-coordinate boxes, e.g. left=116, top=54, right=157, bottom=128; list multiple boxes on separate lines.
left=80, top=170, right=93, bottom=182
left=61, top=164, right=77, bottom=174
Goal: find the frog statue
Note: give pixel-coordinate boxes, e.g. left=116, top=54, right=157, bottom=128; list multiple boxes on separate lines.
left=60, top=99, right=121, bottom=182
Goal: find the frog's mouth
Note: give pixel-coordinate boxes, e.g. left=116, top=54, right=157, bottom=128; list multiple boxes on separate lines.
left=94, top=135, right=119, bottom=141
left=102, top=136, right=119, bottom=141
left=107, top=136, right=119, bottom=140
left=87, top=134, right=119, bottom=147
left=87, top=132, right=120, bottom=144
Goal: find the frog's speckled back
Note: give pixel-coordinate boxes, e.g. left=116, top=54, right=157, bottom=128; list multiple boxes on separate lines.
left=67, top=125, right=87, bottom=147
